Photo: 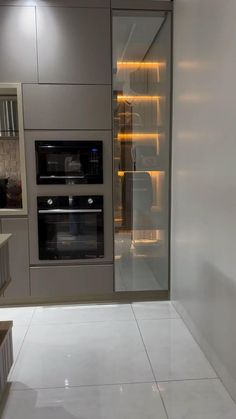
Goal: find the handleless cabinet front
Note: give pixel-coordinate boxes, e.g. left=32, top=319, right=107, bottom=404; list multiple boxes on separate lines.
left=36, top=1, right=110, bottom=6
left=37, top=6, right=111, bottom=84
left=23, top=84, right=111, bottom=130
left=0, top=6, right=37, bottom=83
left=30, top=265, right=113, bottom=298
left=1, top=218, right=30, bottom=299
left=0, top=1, right=109, bottom=5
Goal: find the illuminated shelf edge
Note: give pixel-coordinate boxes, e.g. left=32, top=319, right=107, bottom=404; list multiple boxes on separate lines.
left=116, top=95, right=161, bottom=102
left=118, top=170, right=164, bottom=176
left=117, top=133, right=159, bottom=140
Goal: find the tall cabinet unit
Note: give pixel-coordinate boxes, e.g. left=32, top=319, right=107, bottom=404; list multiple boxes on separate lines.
left=23, top=5, right=113, bottom=299
left=0, top=0, right=172, bottom=304
left=0, top=2, right=114, bottom=303
left=113, top=7, right=172, bottom=294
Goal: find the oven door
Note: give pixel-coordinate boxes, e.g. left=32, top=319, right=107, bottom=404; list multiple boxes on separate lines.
left=35, top=141, right=103, bottom=184
left=38, top=208, right=104, bottom=260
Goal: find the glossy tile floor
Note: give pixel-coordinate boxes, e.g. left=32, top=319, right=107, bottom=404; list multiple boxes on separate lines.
left=0, top=302, right=236, bottom=418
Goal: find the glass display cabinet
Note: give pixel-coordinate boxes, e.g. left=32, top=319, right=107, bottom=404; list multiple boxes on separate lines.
left=0, top=84, right=27, bottom=215
left=113, top=10, right=172, bottom=293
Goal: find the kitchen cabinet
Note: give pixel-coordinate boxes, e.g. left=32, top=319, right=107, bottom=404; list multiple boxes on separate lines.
left=0, top=234, right=11, bottom=296
left=23, top=84, right=112, bottom=130
left=0, top=6, right=37, bottom=83
left=1, top=218, right=30, bottom=299
left=0, top=321, right=13, bottom=395
left=0, top=84, right=27, bottom=216
left=30, top=265, right=113, bottom=298
left=0, top=1, right=32, bottom=3
left=37, top=6, right=111, bottom=84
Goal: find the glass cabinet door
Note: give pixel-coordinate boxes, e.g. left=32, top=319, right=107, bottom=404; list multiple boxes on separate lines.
left=113, top=10, right=172, bottom=292
left=0, top=84, right=27, bottom=215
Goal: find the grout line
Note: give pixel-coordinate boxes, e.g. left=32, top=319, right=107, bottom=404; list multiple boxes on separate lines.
left=9, top=317, right=35, bottom=378
left=172, top=307, right=220, bottom=379
left=131, top=304, right=170, bottom=419
left=131, top=304, right=159, bottom=382
left=28, top=307, right=37, bottom=326
left=131, top=304, right=229, bottom=416
left=133, top=316, right=180, bottom=321
left=156, top=384, right=171, bottom=419
left=8, top=377, right=228, bottom=392
left=8, top=308, right=37, bottom=377
left=9, top=380, right=157, bottom=392
left=157, top=377, right=221, bottom=384
left=27, top=318, right=137, bottom=327
left=174, top=309, right=236, bottom=405
left=136, top=313, right=220, bottom=382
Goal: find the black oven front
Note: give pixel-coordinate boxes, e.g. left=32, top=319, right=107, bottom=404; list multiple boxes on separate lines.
left=35, top=140, right=103, bottom=184
left=37, top=196, right=104, bottom=260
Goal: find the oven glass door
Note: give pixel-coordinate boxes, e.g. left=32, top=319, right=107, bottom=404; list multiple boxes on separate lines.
left=36, top=141, right=103, bottom=184
left=38, top=209, right=104, bottom=260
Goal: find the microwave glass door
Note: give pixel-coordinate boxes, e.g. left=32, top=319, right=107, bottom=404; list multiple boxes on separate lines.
left=36, top=141, right=103, bottom=184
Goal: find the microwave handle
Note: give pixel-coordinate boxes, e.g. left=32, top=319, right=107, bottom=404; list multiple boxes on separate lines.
left=38, top=209, right=102, bottom=214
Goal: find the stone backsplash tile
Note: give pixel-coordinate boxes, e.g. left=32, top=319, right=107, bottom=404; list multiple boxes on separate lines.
left=0, top=139, right=21, bottom=181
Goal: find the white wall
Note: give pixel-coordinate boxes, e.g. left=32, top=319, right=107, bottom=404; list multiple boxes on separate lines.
left=172, top=0, right=236, bottom=401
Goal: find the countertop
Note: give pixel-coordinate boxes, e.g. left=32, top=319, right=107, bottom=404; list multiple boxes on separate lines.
left=0, top=234, right=12, bottom=249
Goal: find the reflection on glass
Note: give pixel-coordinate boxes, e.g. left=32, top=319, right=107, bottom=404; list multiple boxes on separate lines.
left=113, top=11, right=171, bottom=292
left=0, top=88, right=22, bottom=209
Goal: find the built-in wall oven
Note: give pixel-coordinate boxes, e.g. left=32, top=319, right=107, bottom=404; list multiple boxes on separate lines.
left=36, top=140, right=103, bottom=184
left=37, top=195, right=104, bottom=260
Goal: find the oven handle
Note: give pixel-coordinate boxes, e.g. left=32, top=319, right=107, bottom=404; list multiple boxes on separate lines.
left=38, top=209, right=102, bottom=214
left=40, top=176, right=85, bottom=179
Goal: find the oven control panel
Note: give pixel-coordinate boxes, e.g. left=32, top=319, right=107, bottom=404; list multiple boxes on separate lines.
left=38, top=195, right=103, bottom=211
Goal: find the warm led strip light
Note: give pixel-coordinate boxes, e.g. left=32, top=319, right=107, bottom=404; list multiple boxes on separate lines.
left=118, top=171, right=162, bottom=177
left=117, top=95, right=161, bottom=102
left=117, top=61, right=162, bottom=68
left=118, top=133, right=159, bottom=140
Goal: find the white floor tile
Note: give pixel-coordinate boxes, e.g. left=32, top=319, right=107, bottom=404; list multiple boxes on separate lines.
left=159, top=379, right=236, bottom=419
left=31, top=304, right=134, bottom=325
left=138, top=318, right=217, bottom=381
left=132, top=301, right=180, bottom=320
left=1, top=383, right=168, bottom=419
left=12, top=325, right=28, bottom=362
left=9, top=321, right=154, bottom=389
left=0, top=307, right=35, bottom=326
left=2, top=302, right=235, bottom=418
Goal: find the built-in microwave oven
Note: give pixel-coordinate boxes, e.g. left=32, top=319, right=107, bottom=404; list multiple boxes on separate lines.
left=35, top=140, right=103, bottom=184
left=37, top=195, right=104, bottom=260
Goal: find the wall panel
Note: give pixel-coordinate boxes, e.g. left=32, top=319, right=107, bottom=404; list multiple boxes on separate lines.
left=172, top=0, right=236, bottom=402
